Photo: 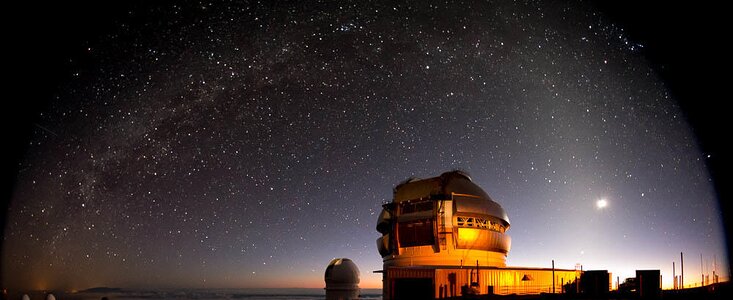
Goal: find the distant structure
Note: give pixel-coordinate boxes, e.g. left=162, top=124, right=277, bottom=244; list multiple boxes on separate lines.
left=580, top=270, right=611, bottom=297
left=325, top=258, right=361, bottom=300
left=376, top=171, right=580, bottom=299
left=636, top=270, right=661, bottom=299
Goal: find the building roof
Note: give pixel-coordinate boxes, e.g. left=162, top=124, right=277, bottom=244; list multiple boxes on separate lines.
left=325, top=258, right=360, bottom=286
left=393, top=170, right=510, bottom=226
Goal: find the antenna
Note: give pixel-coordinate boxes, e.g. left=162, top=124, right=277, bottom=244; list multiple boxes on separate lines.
left=680, top=252, right=684, bottom=289
left=673, top=261, right=676, bottom=290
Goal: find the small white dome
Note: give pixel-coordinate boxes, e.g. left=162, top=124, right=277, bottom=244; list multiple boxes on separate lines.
left=325, top=258, right=360, bottom=289
left=46, top=294, right=56, bottom=300
left=21, top=294, right=30, bottom=300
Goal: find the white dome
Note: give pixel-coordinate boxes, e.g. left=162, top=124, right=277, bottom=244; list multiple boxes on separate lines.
left=324, top=258, right=360, bottom=289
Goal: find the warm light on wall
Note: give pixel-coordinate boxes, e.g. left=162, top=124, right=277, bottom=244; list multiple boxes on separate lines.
left=457, top=228, right=481, bottom=242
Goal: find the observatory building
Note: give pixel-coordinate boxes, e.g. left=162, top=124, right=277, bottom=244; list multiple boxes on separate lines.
left=376, top=171, right=581, bottom=299
left=325, top=258, right=361, bottom=300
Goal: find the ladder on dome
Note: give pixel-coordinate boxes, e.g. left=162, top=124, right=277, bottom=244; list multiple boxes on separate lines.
left=437, top=198, right=449, bottom=251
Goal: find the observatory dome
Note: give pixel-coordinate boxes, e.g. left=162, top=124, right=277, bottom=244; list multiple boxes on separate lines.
left=402, top=170, right=509, bottom=226
left=376, top=170, right=512, bottom=268
left=324, top=258, right=360, bottom=289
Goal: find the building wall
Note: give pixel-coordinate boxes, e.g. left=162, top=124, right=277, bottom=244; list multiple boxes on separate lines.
left=383, top=268, right=435, bottom=300
left=384, top=243, right=509, bottom=268
left=434, top=268, right=580, bottom=296
left=383, top=267, right=581, bottom=299
left=636, top=270, right=661, bottom=299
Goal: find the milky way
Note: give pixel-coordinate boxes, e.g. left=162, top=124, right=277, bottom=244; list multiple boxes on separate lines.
left=2, top=1, right=727, bottom=290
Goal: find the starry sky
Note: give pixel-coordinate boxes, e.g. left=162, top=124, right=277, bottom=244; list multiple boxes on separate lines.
left=2, top=0, right=729, bottom=292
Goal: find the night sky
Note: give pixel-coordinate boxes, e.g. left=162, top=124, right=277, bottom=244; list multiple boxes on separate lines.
left=2, top=0, right=729, bottom=292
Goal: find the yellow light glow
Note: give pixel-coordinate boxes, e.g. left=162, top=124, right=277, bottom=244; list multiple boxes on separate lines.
left=458, top=228, right=481, bottom=242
